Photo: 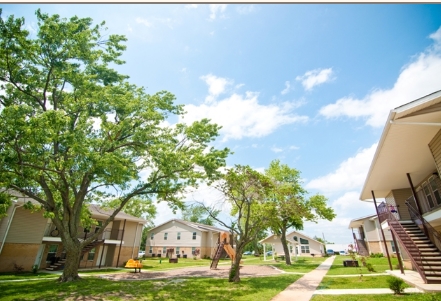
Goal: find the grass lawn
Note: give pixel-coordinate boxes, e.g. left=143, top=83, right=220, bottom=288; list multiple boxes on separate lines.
left=0, top=271, right=58, bottom=281
left=311, top=293, right=441, bottom=301
left=0, top=274, right=302, bottom=301
left=326, top=256, right=400, bottom=275
left=241, top=255, right=326, bottom=273
left=318, top=275, right=410, bottom=289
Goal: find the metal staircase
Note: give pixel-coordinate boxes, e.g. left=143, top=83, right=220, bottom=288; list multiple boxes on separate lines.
left=389, top=220, right=441, bottom=284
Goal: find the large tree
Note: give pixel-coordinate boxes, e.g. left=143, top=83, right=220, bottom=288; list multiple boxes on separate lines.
left=203, top=165, right=273, bottom=282
left=265, top=160, right=335, bottom=265
left=0, top=10, right=229, bottom=282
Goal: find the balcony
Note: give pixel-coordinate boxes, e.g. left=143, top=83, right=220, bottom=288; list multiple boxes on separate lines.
left=43, top=223, right=123, bottom=241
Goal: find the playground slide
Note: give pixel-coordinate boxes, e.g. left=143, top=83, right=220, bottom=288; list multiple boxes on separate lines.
left=223, top=244, right=235, bottom=261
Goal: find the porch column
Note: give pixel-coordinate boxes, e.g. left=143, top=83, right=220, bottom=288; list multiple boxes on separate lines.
left=372, top=190, right=393, bottom=271
left=406, top=173, right=424, bottom=217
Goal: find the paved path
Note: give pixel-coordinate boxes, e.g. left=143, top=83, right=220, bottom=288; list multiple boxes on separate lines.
left=271, top=256, right=335, bottom=301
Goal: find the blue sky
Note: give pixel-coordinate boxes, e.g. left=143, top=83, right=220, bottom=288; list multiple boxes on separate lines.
left=3, top=4, right=441, bottom=244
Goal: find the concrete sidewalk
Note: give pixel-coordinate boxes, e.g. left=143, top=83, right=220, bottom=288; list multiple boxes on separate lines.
left=271, top=256, right=336, bottom=301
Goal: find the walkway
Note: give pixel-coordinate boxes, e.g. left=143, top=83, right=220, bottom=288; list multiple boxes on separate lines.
left=271, top=255, right=335, bottom=301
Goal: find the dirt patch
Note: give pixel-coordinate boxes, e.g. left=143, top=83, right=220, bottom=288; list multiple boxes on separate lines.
left=100, top=265, right=282, bottom=281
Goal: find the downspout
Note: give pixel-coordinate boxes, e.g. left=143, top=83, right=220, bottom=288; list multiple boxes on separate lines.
left=116, top=219, right=126, bottom=267
left=372, top=190, right=393, bottom=271
left=0, top=203, right=24, bottom=256
left=131, top=222, right=141, bottom=259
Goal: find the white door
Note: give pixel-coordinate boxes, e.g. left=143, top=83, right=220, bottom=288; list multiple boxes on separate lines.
left=96, top=245, right=107, bottom=267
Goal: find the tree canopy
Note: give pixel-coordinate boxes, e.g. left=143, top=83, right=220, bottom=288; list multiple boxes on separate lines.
left=265, top=160, right=335, bottom=264
left=0, top=10, right=230, bottom=281
left=181, top=204, right=220, bottom=226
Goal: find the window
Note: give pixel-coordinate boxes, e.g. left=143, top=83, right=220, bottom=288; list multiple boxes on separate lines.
left=391, top=241, right=396, bottom=253
left=301, top=246, right=310, bottom=253
left=293, top=236, right=298, bottom=241
left=300, top=238, right=309, bottom=245
left=429, top=176, right=441, bottom=205
left=177, top=232, right=181, bottom=240
left=88, top=248, right=96, bottom=261
left=163, top=247, right=167, bottom=254
left=423, top=183, right=435, bottom=208
left=176, top=247, right=180, bottom=255
left=192, top=247, right=196, bottom=254
left=289, top=245, right=293, bottom=253
left=150, top=233, right=154, bottom=240
left=164, top=232, right=168, bottom=240
left=192, top=232, right=197, bottom=240
left=149, top=246, right=153, bottom=254
left=46, top=244, right=58, bottom=262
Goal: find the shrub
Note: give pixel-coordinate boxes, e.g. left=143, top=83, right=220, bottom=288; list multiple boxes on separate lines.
left=12, top=262, right=24, bottom=273
left=387, top=276, right=405, bottom=294
left=366, top=263, right=375, bottom=272
left=32, top=264, right=38, bottom=274
left=370, top=252, right=384, bottom=258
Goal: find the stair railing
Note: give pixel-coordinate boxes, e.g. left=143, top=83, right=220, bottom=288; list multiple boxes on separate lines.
left=378, top=202, right=427, bottom=283
left=405, top=201, right=441, bottom=252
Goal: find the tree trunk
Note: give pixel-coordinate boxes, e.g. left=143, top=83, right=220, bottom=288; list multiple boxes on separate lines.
left=229, top=252, right=242, bottom=282
left=280, top=229, right=292, bottom=265
left=58, top=246, right=82, bottom=282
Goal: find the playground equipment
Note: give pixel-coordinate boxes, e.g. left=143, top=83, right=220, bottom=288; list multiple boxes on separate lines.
left=210, top=232, right=236, bottom=269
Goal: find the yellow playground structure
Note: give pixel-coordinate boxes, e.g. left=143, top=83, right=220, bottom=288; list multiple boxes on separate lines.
left=210, top=231, right=235, bottom=269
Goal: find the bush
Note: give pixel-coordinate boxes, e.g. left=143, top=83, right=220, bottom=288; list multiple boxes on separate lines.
left=366, top=263, right=375, bottom=272
left=32, top=265, right=38, bottom=274
left=387, top=276, right=405, bottom=294
left=370, top=253, right=384, bottom=258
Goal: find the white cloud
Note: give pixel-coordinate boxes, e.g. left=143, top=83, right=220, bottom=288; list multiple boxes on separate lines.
left=296, top=68, right=334, bottom=91
left=289, top=145, right=300, bottom=150
left=281, top=81, right=291, bottom=95
left=271, top=146, right=283, bottom=153
left=209, top=4, right=227, bottom=20
left=306, top=143, right=377, bottom=195
left=135, top=17, right=152, bottom=27
left=319, top=26, right=441, bottom=128
left=200, top=74, right=233, bottom=103
left=181, top=86, right=309, bottom=142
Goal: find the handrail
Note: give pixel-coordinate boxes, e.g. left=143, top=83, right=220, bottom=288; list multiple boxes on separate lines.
left=378, top=202, right=427, bottom=283
left=405, top=201, right=441, bottom=252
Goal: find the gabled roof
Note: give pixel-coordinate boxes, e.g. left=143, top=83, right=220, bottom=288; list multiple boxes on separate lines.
left=259, top=230, right=324, bottom=245
left=88, top=204, right=147, bottom=224
left=148, top=218, right=227, bottom=233
left=2, top=189, right=148, bottom=224
left=360, top=90, right=441, bottom=200
left=348, top=214, right=377, bottom=229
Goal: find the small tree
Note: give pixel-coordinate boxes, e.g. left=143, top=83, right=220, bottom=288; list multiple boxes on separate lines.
left=202, top=165, right=273, bottom=282
left=265, top=160, right=336, bottom=265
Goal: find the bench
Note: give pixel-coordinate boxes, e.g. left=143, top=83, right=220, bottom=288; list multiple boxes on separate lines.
left=125, top=259, right=143, bottom=272
left=343, top=260, right=359, bottom=267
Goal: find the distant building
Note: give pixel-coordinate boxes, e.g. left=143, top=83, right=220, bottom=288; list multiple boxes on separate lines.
left=145, top=219, right=228, bottom=259
left=259, top=231, right=325, bottom=260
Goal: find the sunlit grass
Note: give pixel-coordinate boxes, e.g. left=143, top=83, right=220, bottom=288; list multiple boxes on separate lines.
left=0, top=274, right=302, bottom=301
